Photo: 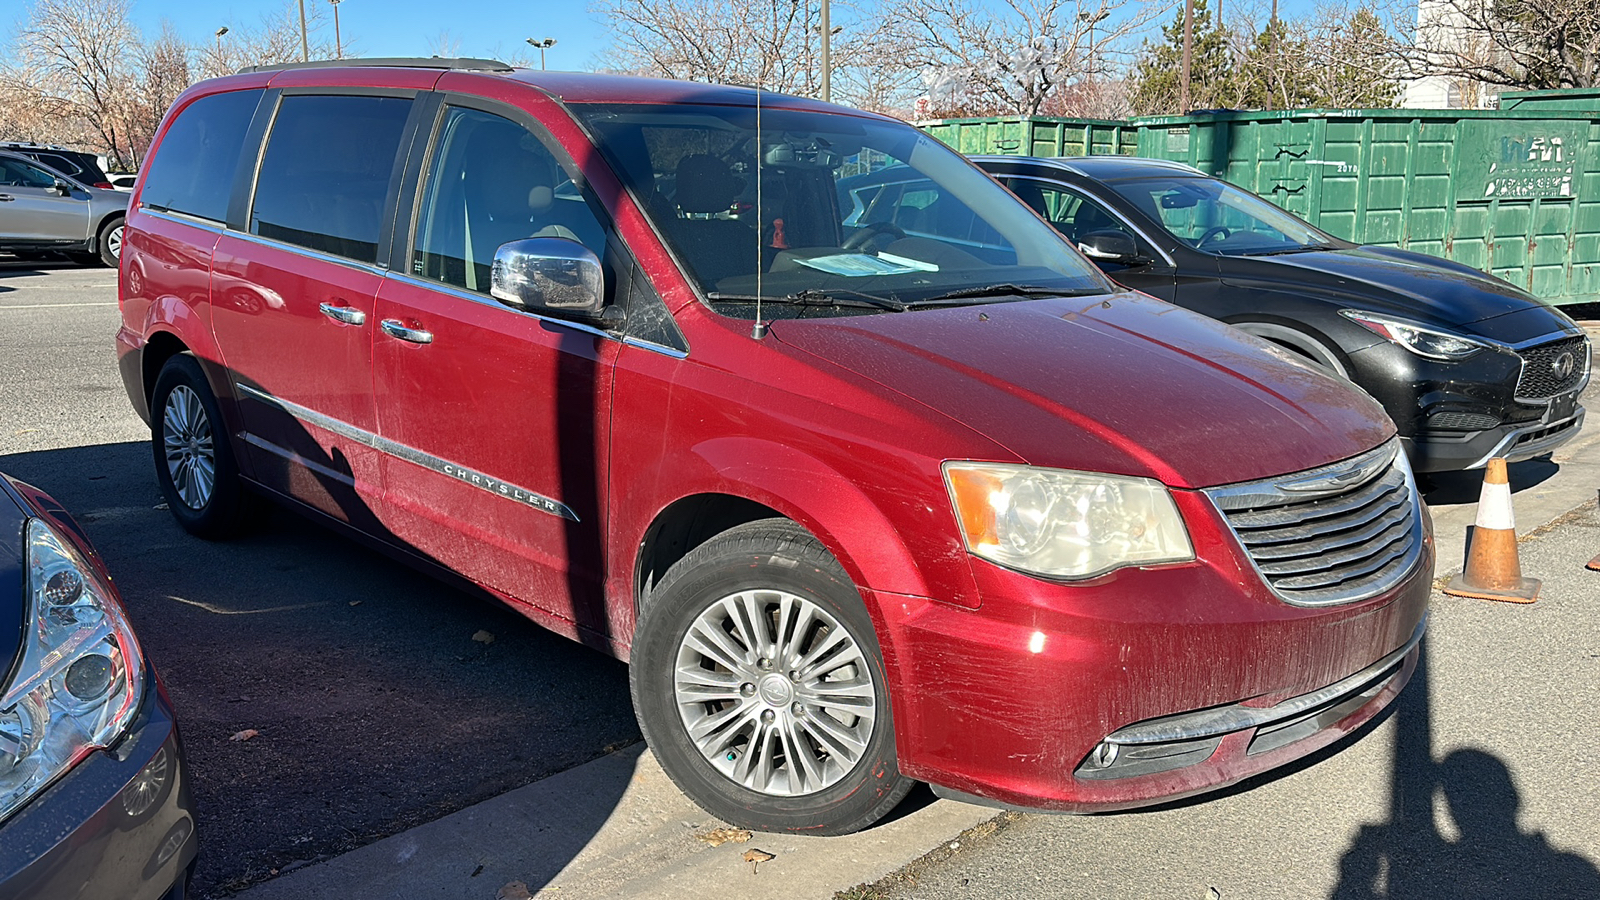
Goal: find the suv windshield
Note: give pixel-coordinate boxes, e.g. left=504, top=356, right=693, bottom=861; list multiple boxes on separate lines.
left=1108, top=176, right=1340, bottom=256
left=572, top=103, right=1111, bottom=316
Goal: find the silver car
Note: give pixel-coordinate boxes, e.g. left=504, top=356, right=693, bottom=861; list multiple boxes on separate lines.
left=0, top=151, right=128, bottom=267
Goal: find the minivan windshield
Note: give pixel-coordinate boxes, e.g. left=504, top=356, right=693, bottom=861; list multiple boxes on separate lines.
left=1107, top=176, right=1341, bottom=256
left=573, top=103, right=1112, bottom=316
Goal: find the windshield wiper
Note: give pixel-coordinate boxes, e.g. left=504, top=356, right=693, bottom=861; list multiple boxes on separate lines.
left=1239, top=243, right=1340, bottom=257
left=908, top=284, right=1102, bottom=306
left=705, top=289, right=906, bottom=311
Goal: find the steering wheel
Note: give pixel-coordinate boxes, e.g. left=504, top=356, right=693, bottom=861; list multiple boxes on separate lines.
left=843, top=221, right=906, bottom=251
left=1196, top=226, right=1232, bottom=248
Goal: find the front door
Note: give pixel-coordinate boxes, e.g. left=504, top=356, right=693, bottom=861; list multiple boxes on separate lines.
left=0, top=156, right=87, bottom=242
left=372, top=102, right=617, bottom=634
left=1002, top=177, right=1181, bottom=303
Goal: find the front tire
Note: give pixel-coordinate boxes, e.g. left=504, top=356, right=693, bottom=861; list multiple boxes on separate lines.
left=631, top=519, right=912, bottom=835
left=151, top=354, right=255, bottom=538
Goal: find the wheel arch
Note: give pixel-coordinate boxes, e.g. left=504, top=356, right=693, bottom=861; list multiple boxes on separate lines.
left=1225, top=315, right=1354, bottom=380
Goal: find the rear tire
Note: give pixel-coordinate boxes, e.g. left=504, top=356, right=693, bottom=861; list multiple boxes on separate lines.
left=150, top=354, right=256, bottom=539
left=630, top=518, right=912, bottom=835
left=97, top=216, right=125, bottom=268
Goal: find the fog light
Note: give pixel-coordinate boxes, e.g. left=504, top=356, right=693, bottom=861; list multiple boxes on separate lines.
left=1085, top=740, right=1119, bottom=770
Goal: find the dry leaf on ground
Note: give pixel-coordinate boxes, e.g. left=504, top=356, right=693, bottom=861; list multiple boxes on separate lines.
left=743, top=848, right=776, bottom=873
left=229, top=729, right=260, bottom=742
left=697, top=826, right=752, bottom=847
left=495, top=881, right=534, bottom=900
left=472, top=630, right=496, bottom=645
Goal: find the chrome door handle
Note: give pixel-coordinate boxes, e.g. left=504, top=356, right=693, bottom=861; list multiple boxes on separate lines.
left=0, top=195, right=13, bottom=201
left=380, top=319, right=433, bottom=344
left=319, top=302, right=366, bottom=326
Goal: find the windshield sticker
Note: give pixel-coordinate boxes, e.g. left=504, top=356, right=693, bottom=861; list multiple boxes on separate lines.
left=795, top=253, right=940, bottom=277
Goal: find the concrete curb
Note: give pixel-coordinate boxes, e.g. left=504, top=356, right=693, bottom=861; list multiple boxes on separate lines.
left=234, top=744, right=995, bottom=900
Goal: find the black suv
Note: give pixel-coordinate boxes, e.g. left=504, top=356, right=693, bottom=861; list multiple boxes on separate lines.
left=843, top=155, right=1590, bottom=473
left=0, top=142, right=114, bottom=189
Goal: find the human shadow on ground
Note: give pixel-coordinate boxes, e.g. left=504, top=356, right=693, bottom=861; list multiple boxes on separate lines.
left=1329, top=641, right=1600, bottom=900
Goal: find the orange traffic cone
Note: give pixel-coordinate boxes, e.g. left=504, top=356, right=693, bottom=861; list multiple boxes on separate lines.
left=1443, top=458, right=1540, bottom=603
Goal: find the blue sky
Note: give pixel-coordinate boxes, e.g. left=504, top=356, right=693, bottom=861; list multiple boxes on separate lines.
left=119, top=0, right=1334, bottom=73
left=127, top=0, right=611, bottom=69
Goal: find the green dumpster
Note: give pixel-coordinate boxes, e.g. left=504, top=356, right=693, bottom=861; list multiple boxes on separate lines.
left=919, top=94, right=1600, bottom=307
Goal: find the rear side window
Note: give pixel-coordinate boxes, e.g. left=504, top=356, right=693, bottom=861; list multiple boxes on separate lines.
left=35, top=153, right=81, bottom=177
left=141, top=89, right=262, bottom=222
left=251, top=94, right=413, bottom=263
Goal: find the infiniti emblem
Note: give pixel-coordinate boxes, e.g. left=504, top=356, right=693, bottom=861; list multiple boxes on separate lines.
left=1552, top=352, right=1576, bottom=381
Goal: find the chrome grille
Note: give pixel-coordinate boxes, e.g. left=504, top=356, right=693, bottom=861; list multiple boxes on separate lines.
left=1205, top=439, right=1424, bottom=607
left=1515, top=336, right=1589, bottom=401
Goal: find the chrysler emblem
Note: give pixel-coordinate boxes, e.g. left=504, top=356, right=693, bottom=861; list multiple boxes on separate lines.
left=1552, top=352, right=1576, bottom=381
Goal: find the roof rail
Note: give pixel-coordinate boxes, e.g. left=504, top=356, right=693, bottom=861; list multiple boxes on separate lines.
left=238, top=57, right=513, bottom=75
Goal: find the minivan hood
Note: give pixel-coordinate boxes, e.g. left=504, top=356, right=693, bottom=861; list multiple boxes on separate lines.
left=1224, top=246, right=1546, bottom=329
left=771, top=291, right=1394, bottom=489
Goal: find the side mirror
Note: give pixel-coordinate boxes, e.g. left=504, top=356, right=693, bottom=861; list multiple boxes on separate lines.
left=53, top=178, right=72, bottom=196
left=1077, top=229, right=1142, bottom=264
left=490, top=237, right=607, bottom=322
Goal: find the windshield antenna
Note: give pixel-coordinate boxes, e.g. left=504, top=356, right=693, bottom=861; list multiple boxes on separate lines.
left=751, top=78, right=767, bottom=340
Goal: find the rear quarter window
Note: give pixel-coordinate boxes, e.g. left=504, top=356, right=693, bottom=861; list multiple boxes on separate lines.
left=141, top=89, right=263, bottom=222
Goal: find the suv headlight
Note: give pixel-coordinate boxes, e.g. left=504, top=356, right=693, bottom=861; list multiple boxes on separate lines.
left=943, top=463, right=1194, bottom=580
left=1, top=518, right=145, bottom=822
left=1340, top=310, right=1492, bottom=360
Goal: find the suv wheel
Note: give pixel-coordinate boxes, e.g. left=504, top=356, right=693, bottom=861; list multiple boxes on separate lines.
left=151, top=354, right=256, bottom=538
left=630, top=519, right=912, bottom=835
left=97, top=216, right=125, bottom=267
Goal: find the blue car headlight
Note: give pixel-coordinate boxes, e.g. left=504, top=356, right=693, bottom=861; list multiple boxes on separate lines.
left=1, top=518, right=145, bottom=823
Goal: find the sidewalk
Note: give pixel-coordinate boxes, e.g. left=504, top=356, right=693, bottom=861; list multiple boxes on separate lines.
left=237, top=386, right=1600, bottom=900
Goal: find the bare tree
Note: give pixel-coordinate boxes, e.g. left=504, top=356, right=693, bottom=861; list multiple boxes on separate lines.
left=198, top=0, right=336, bottom=80
left=591, top=0, right=901, bottom=109
left=125, top=22, right=191, bottom=166
left=1401, top=0, right=1600, bottom=90
left=4, top=0, right=138, bottom=165
left=893, top=0, right=1167, bottom=117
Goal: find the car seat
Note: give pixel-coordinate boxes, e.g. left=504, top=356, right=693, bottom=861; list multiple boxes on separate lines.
left=669, top=154, right=757, bottom=287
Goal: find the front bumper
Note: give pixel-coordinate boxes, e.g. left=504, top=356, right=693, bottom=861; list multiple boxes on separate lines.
left=879, top=487, right=1434, bottom=812
left=0, top=678, right=197, bottom=900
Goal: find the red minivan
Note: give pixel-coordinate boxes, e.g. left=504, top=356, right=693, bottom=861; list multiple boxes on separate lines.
left=116, top=59, right=1432, bottom=835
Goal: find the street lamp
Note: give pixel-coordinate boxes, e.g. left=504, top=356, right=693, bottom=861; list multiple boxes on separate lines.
left=526, top=37, right=556, bottom=70
left=1078, top=10, right=1107, bottom=80
left=330, top=0, right=344, bottom=59
left=214, top=25, right=229, bottom=55
left=297, top=0, right=309, bottom=61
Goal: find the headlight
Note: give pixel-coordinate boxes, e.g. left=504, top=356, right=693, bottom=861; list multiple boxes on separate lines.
left=1, top=518, right=145, bottom=822
left=943, top=463, right=1194, bottom=580
left=1340, top=310, right=1491, bottom=360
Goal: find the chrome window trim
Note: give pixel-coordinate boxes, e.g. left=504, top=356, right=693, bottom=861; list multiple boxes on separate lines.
left=138, top=207, right=226, bottom=234
left=383, top=271, right=687, bottom=358
left=1204, top=437, right=1426, bottom=608
left=994, top=174, right=1177, bottom=268
left=236, top=383, right=579, bottom=522
left=224, top=228, right=388, bottom=277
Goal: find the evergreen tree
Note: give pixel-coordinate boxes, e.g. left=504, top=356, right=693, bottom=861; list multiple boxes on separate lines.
left=1128, top=0, right=1235, bottom=115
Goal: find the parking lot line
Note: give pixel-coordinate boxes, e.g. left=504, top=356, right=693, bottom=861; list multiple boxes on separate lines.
left=0, top=301, right=120, bottom=309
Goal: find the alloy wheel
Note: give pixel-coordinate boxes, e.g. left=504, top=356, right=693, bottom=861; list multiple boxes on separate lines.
left=161, top=385, right=215, bottom=510
left=673, top=588, right=877, bottom=797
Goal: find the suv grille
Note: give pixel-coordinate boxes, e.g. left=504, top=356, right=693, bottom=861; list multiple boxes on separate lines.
left=1205, top=439, right=1424, bottom=607
left=1515, top=336, right=1589, bottom=401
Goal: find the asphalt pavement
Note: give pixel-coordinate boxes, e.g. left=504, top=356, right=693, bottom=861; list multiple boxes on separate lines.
left=5, top=258, right=1598, bottom=899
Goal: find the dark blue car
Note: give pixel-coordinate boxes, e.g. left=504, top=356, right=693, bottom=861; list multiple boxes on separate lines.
left=0, top=472, right=196, bottom=899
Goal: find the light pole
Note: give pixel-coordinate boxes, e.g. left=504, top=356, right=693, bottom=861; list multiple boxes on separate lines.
left=330, top=0, right=344, bottom=59
left=1078, top=9, right=1107, bottom=81
left=297, top=0, right=309, bottom=61
left=214, top=25, right=228, bottom=55
left=819, top=0, right=831, bottom=103
left=1180, top=0, right=1193, bottom=112
left=526, top=37, right=556, bottom=70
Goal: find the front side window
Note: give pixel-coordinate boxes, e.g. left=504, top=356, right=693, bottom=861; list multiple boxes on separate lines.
left=1108, top=176, right=1337, bottom=256
left=251, top=93, right=414, bottom=262
left=0, top=158, right=57, bottom=189
left=141, top=89, right=261, bottom=222
left=573, top=103, right=1111, bottom=317
left=411, top=106, right=607, bottom=293
left=1002, top=178, right=1140, bottom=247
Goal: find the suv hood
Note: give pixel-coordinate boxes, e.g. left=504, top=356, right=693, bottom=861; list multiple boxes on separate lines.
left=1223, top=246, right=1548, bottom=330
left=771, top=291, right=1394, bottom=489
